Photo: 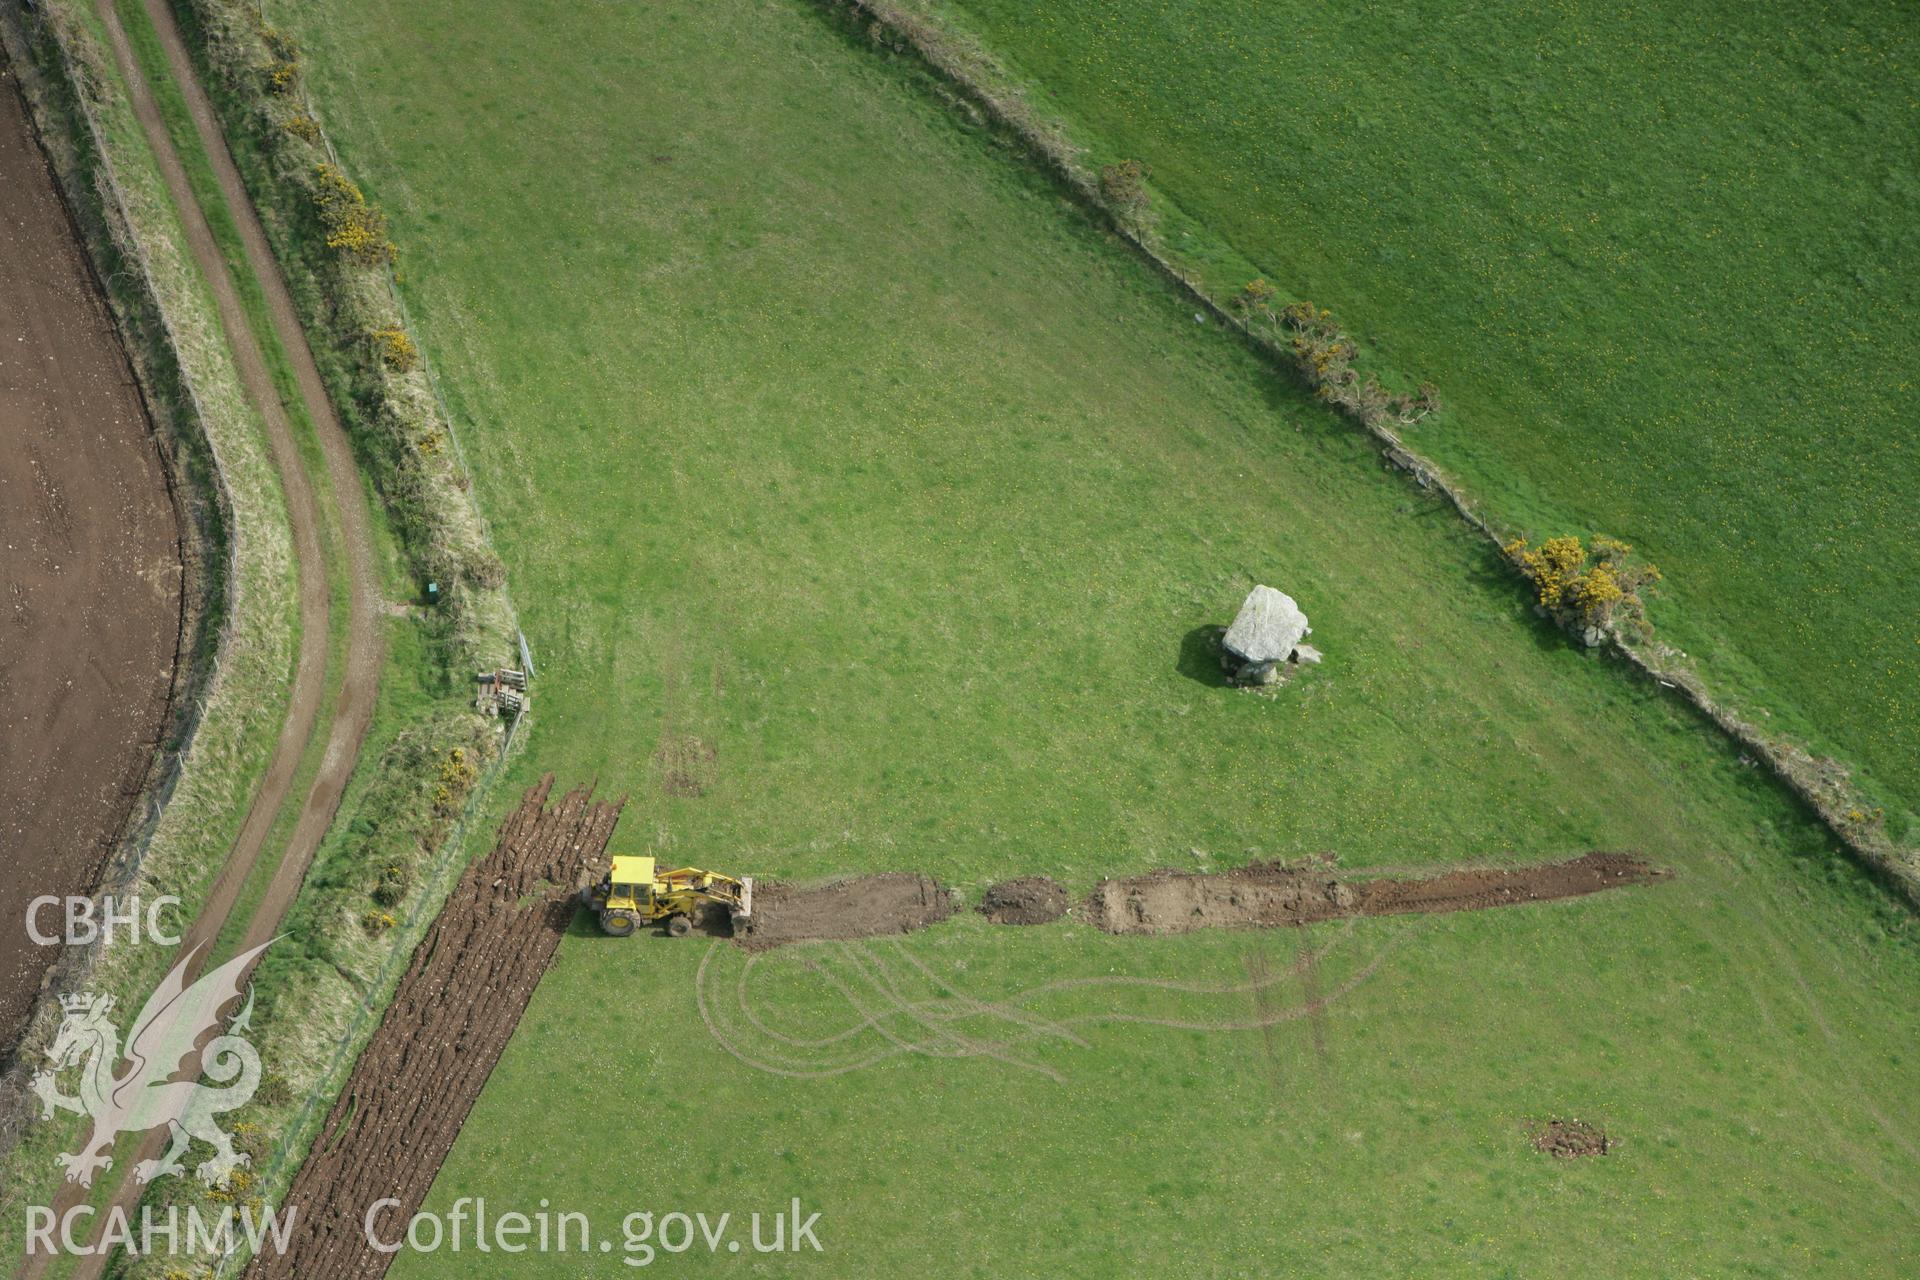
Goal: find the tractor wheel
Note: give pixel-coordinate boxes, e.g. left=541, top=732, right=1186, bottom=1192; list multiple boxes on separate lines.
left=667, top=915, right=694, bottom=938
left=600, top=909, right=637, bottom=938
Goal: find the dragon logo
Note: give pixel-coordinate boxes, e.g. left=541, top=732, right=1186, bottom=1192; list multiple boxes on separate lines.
left=30, top=940, right=271, bottom=1189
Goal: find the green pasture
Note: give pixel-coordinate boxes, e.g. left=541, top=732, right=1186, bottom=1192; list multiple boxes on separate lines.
left=266, top=0, right=1920, bottom=1273
left=921, top=0, right=1920, bottom=829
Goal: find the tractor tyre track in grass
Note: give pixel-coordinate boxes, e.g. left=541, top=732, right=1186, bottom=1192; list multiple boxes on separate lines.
left=242, top=779, right=625, bottom=1280
left=696, top=855, right=1665, bottom=1080
left=694, top=922, right=1400, bottom=1080
left=17, top=0, right=385, bottom=1274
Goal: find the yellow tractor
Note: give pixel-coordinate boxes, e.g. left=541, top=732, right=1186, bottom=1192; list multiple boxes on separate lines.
left=584, top=855, right=754, bottom=937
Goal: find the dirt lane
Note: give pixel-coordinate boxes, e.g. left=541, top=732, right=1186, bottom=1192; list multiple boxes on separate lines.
left=14, top=0, right=386, bottom=1270
left=126, top=0, right=384, bottom=963
left=0, top=62, right=183, bottom=1059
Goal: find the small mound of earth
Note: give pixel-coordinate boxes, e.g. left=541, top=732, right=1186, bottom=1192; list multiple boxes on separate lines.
left=1531, top=1118, right=1611, bottom=1158
left=734, top=873, right=953, bottom=951
left=977, top=877, right=1068, bottom=925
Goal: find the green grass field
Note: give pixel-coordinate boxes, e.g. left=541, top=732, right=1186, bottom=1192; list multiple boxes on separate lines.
left=269, top=0, right=1920, bottom=1273
left=915, top=0, right=1920, bottom=831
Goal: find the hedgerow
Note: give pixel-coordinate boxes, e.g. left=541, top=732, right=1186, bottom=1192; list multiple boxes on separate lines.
left=177, top=0, right=513, bottom=648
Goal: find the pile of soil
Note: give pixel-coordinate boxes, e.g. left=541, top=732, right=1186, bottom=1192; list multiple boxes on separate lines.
left=977, top=876, right=1068, bottom=925
left=735, top=873, right=953, bottom=951
left=1531, top=1118, right=1611, bottom=1158
left=246, top=778, right=623, bottom=1280
left=1087, top=851, right=1667, bottom=936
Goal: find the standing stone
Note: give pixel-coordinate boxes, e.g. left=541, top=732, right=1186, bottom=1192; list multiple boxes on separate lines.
left=1221, top=586, right=1310, bottom=684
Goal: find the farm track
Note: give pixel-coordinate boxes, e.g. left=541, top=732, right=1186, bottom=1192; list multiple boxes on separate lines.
left=0, top=61, right=183, bottom=1059
left=242, top=779, right=624, bottom=1280
left=118, top=0, right=386, bottom=964
left=16, top=0, right=385, bottom=1273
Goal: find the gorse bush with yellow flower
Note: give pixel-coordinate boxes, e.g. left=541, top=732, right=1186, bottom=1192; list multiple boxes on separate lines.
left=312, top=162, right=395, bottom=266
left=260, top=24, right=299, bottom=96
left=1504, top=533, right=1661, bottom=640
left=370, top=325, right=418, bottom=372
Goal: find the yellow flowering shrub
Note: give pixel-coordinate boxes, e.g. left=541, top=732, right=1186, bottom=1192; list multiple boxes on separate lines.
left=1241, top=297, right=1438, bottom=427
left=432, top=746, right=478, bottom=815
left=371, top=326, right=419, bottom=372
left=312, top=162, right=396, bottom=266
left=1505, top=535, right=1661, bottom=639
left=261, top=25, right=299, bottom=95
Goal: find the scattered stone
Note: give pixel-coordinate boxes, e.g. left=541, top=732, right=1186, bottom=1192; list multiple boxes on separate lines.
left=1293, top=643, right=1323, bottom=665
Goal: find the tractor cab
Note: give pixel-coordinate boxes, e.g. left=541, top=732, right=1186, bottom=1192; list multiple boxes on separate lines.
left=608, top=855, right=655, bottom=907
left=590, top=855, right=657, bottom=936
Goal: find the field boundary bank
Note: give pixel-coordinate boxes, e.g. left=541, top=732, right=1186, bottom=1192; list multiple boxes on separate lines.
left=183, top=0, right=520, bottom=666
left=0, top=0, right=278, bottom=1161
left=826, top=0, right=1919, bottom=909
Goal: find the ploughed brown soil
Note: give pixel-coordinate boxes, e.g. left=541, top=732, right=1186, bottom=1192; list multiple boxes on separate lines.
left=1531, top=1118, right=1611, bottom=1158
left=0, top=63, right=181, bottom=1058
left=734, top=873, right=953, bottom=951
left=244, top=779, right=623, bottom=1280
left=1087, top=851, right=1667, bottom=936
left=978, top=876, right=1069, bottom=925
